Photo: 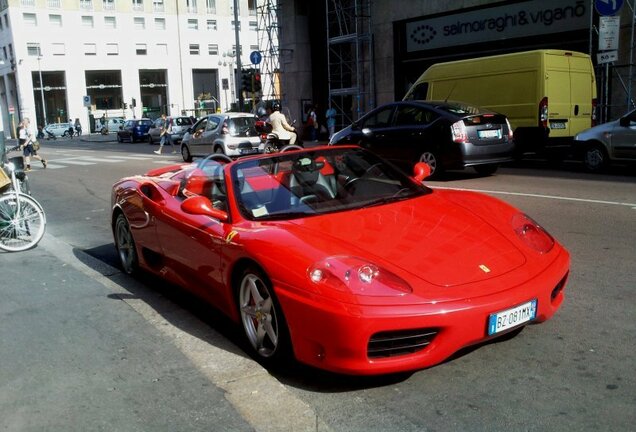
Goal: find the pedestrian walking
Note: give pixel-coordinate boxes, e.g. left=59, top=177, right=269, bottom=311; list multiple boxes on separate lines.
left=325, top=105, right=337, bottom=139
left=19, top=118, right=47, bottom=171
left=74, top=118, right=82, bottom=136
left=306, top=105, right=318, bottom=142
left=154, top=114, right=176, bottom=154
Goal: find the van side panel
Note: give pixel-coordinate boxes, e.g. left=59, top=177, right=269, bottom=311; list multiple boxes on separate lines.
left=545, top=53, right=572, bottom=138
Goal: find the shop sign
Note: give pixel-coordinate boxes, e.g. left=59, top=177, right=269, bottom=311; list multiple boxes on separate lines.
left=406, top=0, right=590, bottom=52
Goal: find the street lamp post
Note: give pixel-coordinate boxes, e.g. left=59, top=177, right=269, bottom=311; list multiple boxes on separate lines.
left=37, top=54, right=47, bottom=126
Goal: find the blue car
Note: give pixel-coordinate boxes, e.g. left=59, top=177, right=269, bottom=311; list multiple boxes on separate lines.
left=116, top=118, right=153, bottom=143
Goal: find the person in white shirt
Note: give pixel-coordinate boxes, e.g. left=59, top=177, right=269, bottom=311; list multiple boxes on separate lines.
left=19, top=118, right=46, bottom=171
left=269, top=103, right=297, bottom=145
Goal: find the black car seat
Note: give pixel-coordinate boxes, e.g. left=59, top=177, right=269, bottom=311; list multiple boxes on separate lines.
left=288, top=157, right=336, bottom=206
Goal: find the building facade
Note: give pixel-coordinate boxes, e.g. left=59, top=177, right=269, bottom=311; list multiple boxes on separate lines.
left=0, top=0, right=260, bottom=135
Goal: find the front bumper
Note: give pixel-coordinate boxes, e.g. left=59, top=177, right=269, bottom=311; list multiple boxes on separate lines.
left=276, top=248, right=569, bottom=375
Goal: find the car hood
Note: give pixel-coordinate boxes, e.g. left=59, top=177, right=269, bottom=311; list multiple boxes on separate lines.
left=575, top=120, right=618, bottom=141
left=283, top=193, right=526, bottom=288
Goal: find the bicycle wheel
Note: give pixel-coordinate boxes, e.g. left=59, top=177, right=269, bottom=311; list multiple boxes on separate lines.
left=0, top=193, right=46, bottom=252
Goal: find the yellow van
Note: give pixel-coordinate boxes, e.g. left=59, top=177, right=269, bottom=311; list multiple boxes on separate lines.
left=404, top=50, right=597, bottom=155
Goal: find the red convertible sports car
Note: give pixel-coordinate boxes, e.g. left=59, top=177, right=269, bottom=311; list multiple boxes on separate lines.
left=111, top=145, right=569, bottom=375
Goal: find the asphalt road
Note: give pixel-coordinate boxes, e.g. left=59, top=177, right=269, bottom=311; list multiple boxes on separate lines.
left=1, top=136, right=634, bottom=431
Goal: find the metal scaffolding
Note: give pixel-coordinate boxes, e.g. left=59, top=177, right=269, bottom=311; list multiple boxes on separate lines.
left=326, top=0, right=374, bottom=129
left=256, top=0, right=282, bottom=102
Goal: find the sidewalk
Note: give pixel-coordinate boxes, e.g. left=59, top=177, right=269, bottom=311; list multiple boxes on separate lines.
left=80, top=133, right=117, bottom=143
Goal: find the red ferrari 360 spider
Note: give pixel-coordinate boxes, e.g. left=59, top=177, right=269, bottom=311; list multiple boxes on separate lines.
left=111, top=145, right=569, bottom=375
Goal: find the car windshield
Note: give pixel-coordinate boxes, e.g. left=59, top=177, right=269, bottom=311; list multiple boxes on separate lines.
left=231, top=147, right=430, bottom=221
left=435, top=103, right=483, bottom=116
left=174, top=117, right=194, bottom=126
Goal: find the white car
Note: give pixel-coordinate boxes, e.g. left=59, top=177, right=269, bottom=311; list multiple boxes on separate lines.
left=96, top=117, right=125, bottom=132
left=43, top=122, right=73, bottom=137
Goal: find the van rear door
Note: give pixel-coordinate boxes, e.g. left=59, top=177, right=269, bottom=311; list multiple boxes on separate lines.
left=545, top=53, right=572, bottom=138
left=568, top=54, right=595, bottom=136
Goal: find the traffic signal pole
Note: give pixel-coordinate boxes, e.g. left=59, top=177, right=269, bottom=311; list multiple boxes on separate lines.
left=233, top=0, right=244, bottom=111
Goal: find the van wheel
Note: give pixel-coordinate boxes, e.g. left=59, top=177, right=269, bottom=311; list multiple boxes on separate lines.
left=474, top=164, right=498, bottom=176
left=419, top=151, right=442, bottom=178
left=583, top=143, right=608, bottom=172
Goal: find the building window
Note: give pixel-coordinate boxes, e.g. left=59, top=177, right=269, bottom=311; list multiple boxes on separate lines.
left=187, top=19, right=198, bottom=30
left=103, top=0, right=115, bottom=11
left=189, top=44, right=200, bottom=55
left=248, top=0, right=256, bottom=15
left=134, top=17, right=145, bottom=29
left=48, top=0, right=62, bottom=8
left=49, top=14, right=62, bottom=27
left=232, top=45, right=241, bottom=56
left=206, top=0, right=215, bottom=14
left=27, top=43, right=41, bottom=57
left=5, top=14, right=10, bottom=29
left=186, top=0, right=197, bottom=14
left=79, top=0, right=93, bottom=10
left=136, top=43, right=147, bottom=55
left=132, top=0, right=143, bottom=11
left=156, top=43, right=168, bottom=55
left=51, top=43, right=65, bottom=55
left=154, top=17, right=166, bottom=30
left=153, top=0, right=164, bottom=12
left=0, top=17, right=3, bottom=30
left=104, top=16, right=116, bottom=28
left=206, top=19, right=217, bottom=30
left=106, top=43, right=118, bottom=55
left=84, top=43, right=97, bottom=55
left=81, top=16, right=94, bottom=27
left=249, top=20, right=257, bottom=31
left=250, top=45, right=258, bottom=52
left=23, top=13, right=37, bottom=26
left=2, top=47, right=6, bottom=60
left=208, top=44, right=218, bottom=55
left=232, top=20, right=240, bottom=31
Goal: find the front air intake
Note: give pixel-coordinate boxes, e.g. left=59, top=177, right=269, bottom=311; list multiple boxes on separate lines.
left=368, top=328, right=438, bottom=358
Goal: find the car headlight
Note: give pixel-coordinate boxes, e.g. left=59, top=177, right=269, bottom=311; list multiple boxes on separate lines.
left=512, top=213, right=554, bottom=254
left=307, top=256, right=412, bottom=297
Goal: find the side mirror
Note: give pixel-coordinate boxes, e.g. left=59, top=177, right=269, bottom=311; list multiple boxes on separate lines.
left=181, top=196, right=228, bottom=222
left=412, top=162, right=431, bottom=182
left=619, top=117, right=631, bottom=127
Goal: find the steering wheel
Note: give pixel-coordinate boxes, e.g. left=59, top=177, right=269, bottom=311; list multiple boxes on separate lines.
left=344, top=162, right=383, bottom=189
left=197, top=153, right=232, bottom=169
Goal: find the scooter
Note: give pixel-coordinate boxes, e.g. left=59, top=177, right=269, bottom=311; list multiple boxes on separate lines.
left=62, top=126, right=75, bottom=138
left=255, top=119, right=303, bottom=153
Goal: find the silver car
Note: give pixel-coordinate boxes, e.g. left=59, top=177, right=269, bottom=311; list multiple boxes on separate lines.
left=573, top=109, right=636, bottom=171
left=148, top=116, right=195, bottom=144
left=180, top=113, right=263, bottom=162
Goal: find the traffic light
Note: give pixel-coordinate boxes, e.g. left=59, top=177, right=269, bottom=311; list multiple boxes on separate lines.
left=241, top=69, right=251, bottom=94
left=123, top=102, right=128, bottom=109
left=131, top=98, right=137, bottom=108
left=253, top=72, right=261, bottom=93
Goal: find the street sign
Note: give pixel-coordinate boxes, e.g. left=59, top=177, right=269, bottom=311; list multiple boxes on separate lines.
left=597, top=50, right=618, bottom=64
left=250, top=51, right=262, bottom=65
left=8, top=105, right=14, bottom=114
left=83, top=95, right=91, bottom=107
left=599, top=16, right=620, bottom=50
left=595, top=0, right=623, bottom=16
left=222, top=78, right=229, bottom=90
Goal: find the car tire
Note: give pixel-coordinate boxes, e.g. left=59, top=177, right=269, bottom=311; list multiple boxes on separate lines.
left=236, top=266, right=291, bottom=368
left=214, top=146, right=225, bottom=155
left=474, top=164, right=499, bottom=176
left=114, top=213, right=138, bottom=275
left=419, top=150, right=443, bottom=178
left=181, top=144, right=192, bottom=162
left=583, top=143, right=608, bottom=172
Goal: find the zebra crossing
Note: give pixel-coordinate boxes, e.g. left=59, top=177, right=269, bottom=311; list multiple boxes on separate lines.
left=41, top=150, right=179, bottom=169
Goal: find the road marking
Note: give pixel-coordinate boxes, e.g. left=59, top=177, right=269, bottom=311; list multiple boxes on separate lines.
left=105, top=155, right=153, bottom=160
left=48, top=158, right=96, bottom=166
left=76, top=157, right=122, bottom=163
left=431, top=186, right=636, bottom=208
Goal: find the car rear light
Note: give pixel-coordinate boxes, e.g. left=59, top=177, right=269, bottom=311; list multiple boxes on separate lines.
left=539, top=97, right=548, bottom=129
left=591, top=98, right=597, bottom=126
left=505, top=118, right=514, bottom=140
left=451, top=120, right=468, bottom=143
left=512, top=213, right=554, bottom=254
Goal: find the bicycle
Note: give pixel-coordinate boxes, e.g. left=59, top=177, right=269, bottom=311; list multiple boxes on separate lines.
left=0, top=149, right=46, bottom=252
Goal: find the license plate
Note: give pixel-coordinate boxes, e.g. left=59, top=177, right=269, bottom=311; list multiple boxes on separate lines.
left=487, top=299, right=537, bottom=336
left=550, top=122, right=566, bottom=129
left=477, top=129, right=502, bottom=139
left=240, top=148, right=258, bottom=154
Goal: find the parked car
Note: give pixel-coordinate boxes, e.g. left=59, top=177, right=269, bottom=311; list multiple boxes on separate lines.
left=96, top=117, right=125, bottom=132
left=43, top=122, right=73, bottom=137
left=111, top=146, right=569, bottom=375
left=148, top=116, right=195, bottom=144
left=329, top=100, right=514, bottom=177
left=573, top=108, right=636, bottom=172
left=180, top=113, right=262, bottom=162
left=116, top=118, right=153, bottom=143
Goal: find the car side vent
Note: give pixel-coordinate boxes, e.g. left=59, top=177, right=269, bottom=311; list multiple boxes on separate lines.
left=368, top=328, right=438, bottom=358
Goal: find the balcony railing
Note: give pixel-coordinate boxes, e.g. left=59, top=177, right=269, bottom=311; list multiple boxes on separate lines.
left=47, top=0, right=61, bottom=8
left=132, top=2, right=144, bottom=11
left=206, top=7, right=216, bottom=14
left=79, top=0, right=93, bottom=11
left=153, top=3, right=165, bottom=12
left=20, top=0, right=36, bottom=7
left=103, top=0, right=115, bottom=11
